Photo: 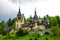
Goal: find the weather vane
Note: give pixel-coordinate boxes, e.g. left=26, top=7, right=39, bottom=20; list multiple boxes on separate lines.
left=19, top=1, right=21, bottom=4
left=19, top=1, right=21, bottom=8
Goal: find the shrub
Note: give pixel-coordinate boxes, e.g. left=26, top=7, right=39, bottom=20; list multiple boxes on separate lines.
left=51, top=27, right=60, bottom=36
left=37, top=34, right=40, bottom=38
left=30, top=38, right=32, bottom=40
left=45, top=37, right=48, bottom=40
left=16, top=28, right=28, bottom=36
left=34, top=38, right=37, bottom=40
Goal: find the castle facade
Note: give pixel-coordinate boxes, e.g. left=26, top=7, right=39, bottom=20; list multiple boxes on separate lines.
left=15, top=6, right=49, bottom=31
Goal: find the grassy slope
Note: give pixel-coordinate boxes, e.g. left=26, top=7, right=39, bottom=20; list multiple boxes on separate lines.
left=0, top=34, right=60, bottom=40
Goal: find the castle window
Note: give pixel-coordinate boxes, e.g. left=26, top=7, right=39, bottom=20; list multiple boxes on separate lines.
left=17, top=20, right=18, bottom=22
left=17, top=24, right=18, bottom=29
left=21, top=20, right=22, bottom=22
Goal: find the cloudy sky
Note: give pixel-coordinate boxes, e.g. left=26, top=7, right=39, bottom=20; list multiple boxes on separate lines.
left=0, top=0, right=60, bottom=22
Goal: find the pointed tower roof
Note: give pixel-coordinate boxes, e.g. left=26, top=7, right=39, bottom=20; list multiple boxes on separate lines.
left=22, top=14, right=25, bottom=20
left=33, top=8, right=38, bottom=20
left=17, top=5, right=21, bottom=19
left=30, top=15, right=32, bottom=19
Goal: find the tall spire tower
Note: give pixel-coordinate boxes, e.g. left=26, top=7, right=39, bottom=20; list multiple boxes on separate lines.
left=33, top=8, right=38, bottom=29
left=17, top=1, right=21, bottom=19
left=16, top=1, right=24, bottom=30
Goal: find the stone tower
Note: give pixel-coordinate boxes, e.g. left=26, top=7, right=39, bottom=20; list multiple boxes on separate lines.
left=33, top=8, right=38, bottom=29
left=16, top=6, right=24, bottom=30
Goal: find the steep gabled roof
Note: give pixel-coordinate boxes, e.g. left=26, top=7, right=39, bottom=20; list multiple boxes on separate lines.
left=17, top=6, right=21, bottom=19
left=33, top=8, right=38, bottom=20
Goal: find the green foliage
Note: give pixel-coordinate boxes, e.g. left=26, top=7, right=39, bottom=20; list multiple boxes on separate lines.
left=1, top=31, right=7, bottom=35
left=0, top=21, right=7, bottom=34
left=45, top=37, right=48, bottom=40
left=25, top=18, right=31, bottom=22
left=36, top=34, right=40, bottom=38
left=49, top=16, right=58, bottom=28
left=7, top=18, right=12, bottom=26
left=16, top=29, right=28, bottom=36
left=56, top=16, right=60, bottom=27
left=34, top=38, right=37, bottom=40
left=11, top=23, right=15, bottom=28
left=51, top=27, right=60, bottom=36
left=30, top=38, right=32, bottom=40
left=7, top=18, right=15, bottom=27
left=11, top=18, right=15, bottom=25
left=0, top=34, right=60, bottom=40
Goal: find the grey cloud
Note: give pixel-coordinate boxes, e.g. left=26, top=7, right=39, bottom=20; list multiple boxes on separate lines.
left=0, top=3, right=17, bottom=22
left=0, top=0, right=48, bottom=22
left=9, top=0, right=37, bottom=3
left=9, top=0, right=48, bottom=4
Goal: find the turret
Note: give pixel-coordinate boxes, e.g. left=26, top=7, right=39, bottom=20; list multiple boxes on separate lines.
left=33, top=8, right=38, bottom=20
left=17, top=6, right=21, bottom=19
left=16, top=5, right=24, bottom=30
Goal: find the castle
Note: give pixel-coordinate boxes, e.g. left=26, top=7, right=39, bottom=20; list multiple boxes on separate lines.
left=15, top=6, right=49, bottom=31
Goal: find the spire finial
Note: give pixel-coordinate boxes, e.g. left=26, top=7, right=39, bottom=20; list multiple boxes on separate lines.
left=18, top=1, right=21, bottom=13
left=19, top=1, right=21, bottom=9
left=35, top=8, right=36, bottom=11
